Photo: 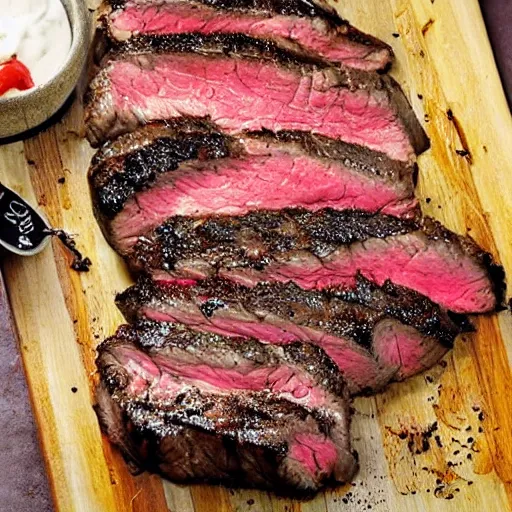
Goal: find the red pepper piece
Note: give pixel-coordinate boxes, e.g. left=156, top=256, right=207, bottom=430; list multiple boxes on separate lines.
left=0, top=57, right=35, bottom=96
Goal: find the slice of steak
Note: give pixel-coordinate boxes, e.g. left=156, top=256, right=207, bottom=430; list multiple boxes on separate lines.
left=115, top=276, right=470, bottom=394
left=96, top=322, right=358, bottom=493
left=89, top=122, right=418, bottom=253
left=85, top=34, right=428, bottom=160
left=95, top=388, right=350, bottom=494
left=101, top=320, right=351, bottom=414
left=102, top=0, right=393, bottom=71
left=129, top=210, right=503, bottom=314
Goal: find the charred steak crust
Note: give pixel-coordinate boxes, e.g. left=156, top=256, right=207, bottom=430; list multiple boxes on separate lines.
left=116, top=275, right=469, bottom=351
left=95, top=384, right=352, bottom=494
left=89, top=122, right=234, bottom=219
left=131, top=208, right=418, bottom=271
left=89, top=121, right=416, bottom=220
left=90, top=118, right=226, bottom=168
left=102, top=387, right=315, bottom=449
left=106, top=32, right=330, bottom=67
left=85, top=34, right=428, bottom=155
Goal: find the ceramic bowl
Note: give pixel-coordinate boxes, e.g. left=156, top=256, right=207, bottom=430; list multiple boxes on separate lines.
left=0, top=0, right=90, bottom=139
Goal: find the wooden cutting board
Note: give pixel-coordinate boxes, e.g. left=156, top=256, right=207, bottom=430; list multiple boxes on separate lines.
left=1, top=0, right=511, bottom=510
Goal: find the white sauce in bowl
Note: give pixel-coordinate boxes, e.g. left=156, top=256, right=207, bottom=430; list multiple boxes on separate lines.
left=0, top=0, right=72, bottom=93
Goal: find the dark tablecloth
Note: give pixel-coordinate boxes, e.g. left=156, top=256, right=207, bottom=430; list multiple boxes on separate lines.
left=480, top=0, right=512, bottom=105
left=0, top=272, right=52, bottom=511
left=0, top=2, right=509, bottom=510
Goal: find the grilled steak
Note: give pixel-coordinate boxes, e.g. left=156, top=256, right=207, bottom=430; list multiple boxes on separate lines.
left=89, top=122, right=418, bottom=252
left=102, top=0, right=393, bottom=71
left=85, top=34, right=428, bottom=160
left=128, top=209, right=503, bottom=314
left=96, top=321, right=357, bottom=493
left=116, top=276, right=470, bottom=394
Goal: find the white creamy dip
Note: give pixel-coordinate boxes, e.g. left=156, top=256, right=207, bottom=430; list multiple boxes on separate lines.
left=0, top=0, right=72, bottom=94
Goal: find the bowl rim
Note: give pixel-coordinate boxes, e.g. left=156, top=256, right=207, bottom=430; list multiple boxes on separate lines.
left=0, top=0, right=89, bottom=106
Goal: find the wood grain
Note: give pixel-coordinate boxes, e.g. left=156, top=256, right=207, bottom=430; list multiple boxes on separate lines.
left=0, top=0, right=510, bottom=510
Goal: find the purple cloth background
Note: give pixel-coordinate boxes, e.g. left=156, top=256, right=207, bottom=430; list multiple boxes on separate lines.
left=480, top=0, right=512, bottom=106
left=0, top=3, right=509, bottom=510
left=0, top=271, right=52, bottom=511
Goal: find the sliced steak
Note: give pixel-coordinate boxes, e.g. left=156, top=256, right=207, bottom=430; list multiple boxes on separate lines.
left=89, top=122, right=418, bottom=253
left=102, top=0, right=393, bottom=71
left=96, top=321, right=357, bottom=493
left=100, top=319, right=352, bottom=413
left=128, top=209, right=503, bottom=314
left=115, top=276, right=469, bottom=394
left=85, top=34, right=428, bottom=160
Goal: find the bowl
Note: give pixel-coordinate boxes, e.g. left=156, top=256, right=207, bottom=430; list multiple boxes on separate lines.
left=0, top=0, right=90, bottom=139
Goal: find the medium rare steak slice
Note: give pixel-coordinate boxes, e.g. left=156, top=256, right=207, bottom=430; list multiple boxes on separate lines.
left=116, top=276, right=469, bottom=394
left=89, top=122, right=418, bottom=252
left=100, top=319, right=352, bottom=415
left=103, top=0, right=393, bottom=71
left=129, top=209, right=503, bottom=314
left=96, top=322, right=358, bottom=493
left=85, top=34, right=428, bottom=160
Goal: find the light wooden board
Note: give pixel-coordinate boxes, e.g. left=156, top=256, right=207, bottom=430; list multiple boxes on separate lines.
left=1, top=0, right=511, bottom=510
